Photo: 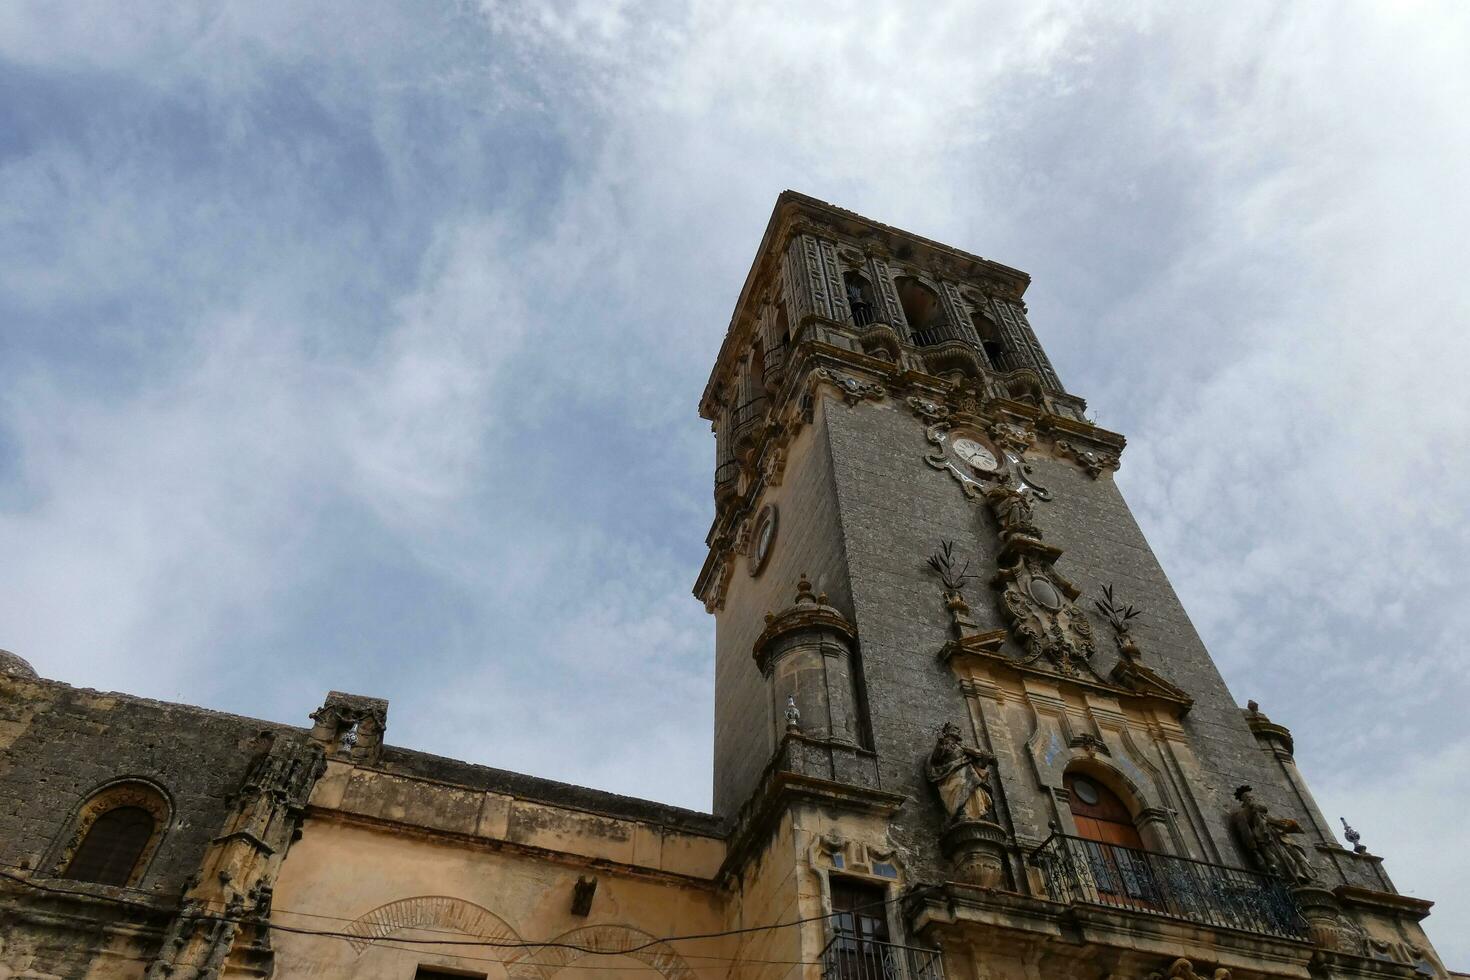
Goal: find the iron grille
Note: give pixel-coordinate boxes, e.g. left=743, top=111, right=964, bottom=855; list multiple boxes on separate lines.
left=908, top=321, right=973, bottom=348
left=820, top=937, right=944, bottom=980
left=1030, top=834, right=1308, bottom=941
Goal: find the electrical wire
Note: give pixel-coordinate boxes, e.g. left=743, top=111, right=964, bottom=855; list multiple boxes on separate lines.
left=0, top=865, right=926, bottom=957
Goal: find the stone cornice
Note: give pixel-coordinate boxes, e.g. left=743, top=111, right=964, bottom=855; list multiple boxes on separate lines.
left=717, top=765, right=906, bottom=883
left=1332, top=884, right=1433, bottom=921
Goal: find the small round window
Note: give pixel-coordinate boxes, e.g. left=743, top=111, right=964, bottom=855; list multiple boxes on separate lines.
left=1070, top=776, right=1101, bottom=806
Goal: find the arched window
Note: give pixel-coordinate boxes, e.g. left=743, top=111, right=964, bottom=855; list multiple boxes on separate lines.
left=63, top=806, right=155, bottom=886
left=970, top=307, right=1007, bottom=369
left=52, top=779, right=170, bottom=888
left=843, top=272, right=877, bottom=327
left=894, top=277, right=949, bottom=346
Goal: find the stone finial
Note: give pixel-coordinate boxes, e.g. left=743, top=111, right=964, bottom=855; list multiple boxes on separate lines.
left=1340, top=817, right=1367, bottom=854
left=784, top=695, right=801, bottom=733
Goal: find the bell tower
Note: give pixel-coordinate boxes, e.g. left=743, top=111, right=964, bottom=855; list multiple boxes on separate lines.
left=696, top=192, right=1447, bottom=977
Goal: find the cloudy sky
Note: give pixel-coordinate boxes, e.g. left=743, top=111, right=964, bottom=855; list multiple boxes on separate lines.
left=2, top=0, right=1467, bottom=962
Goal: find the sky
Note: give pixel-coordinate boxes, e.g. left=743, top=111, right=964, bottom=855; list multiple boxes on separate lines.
left=1, top=0, right=1467, bottom=963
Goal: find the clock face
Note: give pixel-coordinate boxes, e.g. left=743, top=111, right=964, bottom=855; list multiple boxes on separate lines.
left=951, top=436, right=999, bottom=473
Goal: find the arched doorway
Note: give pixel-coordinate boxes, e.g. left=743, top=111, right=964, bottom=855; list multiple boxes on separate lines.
left=1064, top=771, right=1159, bottom=907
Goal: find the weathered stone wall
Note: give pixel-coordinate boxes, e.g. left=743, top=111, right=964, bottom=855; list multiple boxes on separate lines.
left=0, top=675, right=285, bottom=895
left=713, top=398, right=854, bottom=816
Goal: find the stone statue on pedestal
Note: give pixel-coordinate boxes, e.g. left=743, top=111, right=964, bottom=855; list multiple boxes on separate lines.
left=1229, top=785, right=1315, bottom=883
left=926, top=722, right=995, bottom=823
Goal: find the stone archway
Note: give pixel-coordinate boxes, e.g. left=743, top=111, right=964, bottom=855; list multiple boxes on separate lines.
left=344, top=895, right=522, bottom=956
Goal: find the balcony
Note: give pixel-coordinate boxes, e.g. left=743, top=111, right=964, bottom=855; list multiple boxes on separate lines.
left=1030, top=834, right=1308, bottom=941
left=820, top=937, right=944, bottom=980
left=849, top=301, right=876, bottom=327
left=908, top=320, right=974, bottom=348
left=729, top=395, right=769, bottom=448
left=762, top=342, right=787, bottom=389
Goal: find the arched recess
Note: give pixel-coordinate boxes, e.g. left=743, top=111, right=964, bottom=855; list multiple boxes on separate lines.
left=1060, top=759, right=1172, bottom=854
left=505, top=924, right=696, bottom=980
left=843, top=271, right=877, bottom=326
left=344, top=895, right=522, bottom=956
left=894, top=276, right=947, bottom=345
left=51, top=777, right=172, bottom=887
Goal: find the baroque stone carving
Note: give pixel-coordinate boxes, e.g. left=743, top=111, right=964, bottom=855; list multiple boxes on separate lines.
left=310, top=691, right=389, bottom=765
left=1069, top=732, right=1110, bottom=756
left=984, top=477, right=1043, bottom=542
left=989, top=420, right=1034, bottom=455
left=1229, top=785, right=1316, bottom=883
left=815, top=368, right=885, bottom=405
left=994, top=557, right=1096, bottom=675
left=1056, top=438, right=1120, bottom=478
left=906, top=394, right=950, bottom=422
left=1144, top=959, right=1231, bottom=980
left=927, top=722, right=1011, bottom=888
left=927, top=722, right=996, bottom=823
left=1095, top=583, right=1143, bottom=661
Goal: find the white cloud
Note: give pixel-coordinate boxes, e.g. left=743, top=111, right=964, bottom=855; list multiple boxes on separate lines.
left=2, top=0, right=1468, bottom=964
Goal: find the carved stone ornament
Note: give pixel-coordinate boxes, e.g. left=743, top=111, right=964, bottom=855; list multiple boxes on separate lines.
left=1144, top=959, right=1231, bottom=980
left=1069, top=732, right=1110, bottom=756
left=994, top=557, right=1096, bottom=675
left=310, top=692, right=389, bottom=765
left=906, top=394, right=951, bottom=422
left=1056, top=438, right=1120, bottom=478
left=989, top=420, right=1035, bottom=455
left=1228, top=785, right=1316, bottom=883
left=815, top=368, right=885, bottom=405
left=1095, top=583, right=1144, bottom=661
left=984, top=477, right=1043, bottom=542
left=926, top=722, right=1011, bottom=888
left=927, top=721, right=997, bottom=824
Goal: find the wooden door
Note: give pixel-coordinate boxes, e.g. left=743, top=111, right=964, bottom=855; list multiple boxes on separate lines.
left=1065, top=773, right=1159, bottom=905
left=830, top=878, right=892, bottom=980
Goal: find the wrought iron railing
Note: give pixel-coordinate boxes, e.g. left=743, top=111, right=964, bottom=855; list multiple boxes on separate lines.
left=1030, top=834, right=1308, bottom=940
left=714, top=460, right=739, bottom=493
left=820, top=936, right=944, bottom=980
left=908, top=320, right=974, bottom=348
left=729, top=395, right=769, bottom=440
left=849, top=301, right=876, bottom=327
left=762, top=342, right=787, bottom=387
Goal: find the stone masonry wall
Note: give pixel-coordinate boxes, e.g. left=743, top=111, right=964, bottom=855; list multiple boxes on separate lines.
left=0, top=674, right=286, bottom=898
left=820, top=394, right=1346, bottom=885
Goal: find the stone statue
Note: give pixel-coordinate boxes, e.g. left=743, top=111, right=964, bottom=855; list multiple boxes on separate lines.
left=1229, top=785, right=1315, bottom=883
left=984, top=477, right=1039, bottom=539
left=926, top=722, right=995, bottom=823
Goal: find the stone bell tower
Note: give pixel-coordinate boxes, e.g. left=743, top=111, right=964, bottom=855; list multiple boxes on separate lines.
left=695, top=192, right=1448, bottom=978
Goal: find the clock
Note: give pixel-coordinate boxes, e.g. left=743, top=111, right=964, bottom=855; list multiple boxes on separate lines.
left=951, top=436, right=999, bottom=474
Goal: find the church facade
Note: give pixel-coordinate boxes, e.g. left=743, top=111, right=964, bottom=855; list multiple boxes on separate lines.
left=0, top=192, right=1452, bottom=980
